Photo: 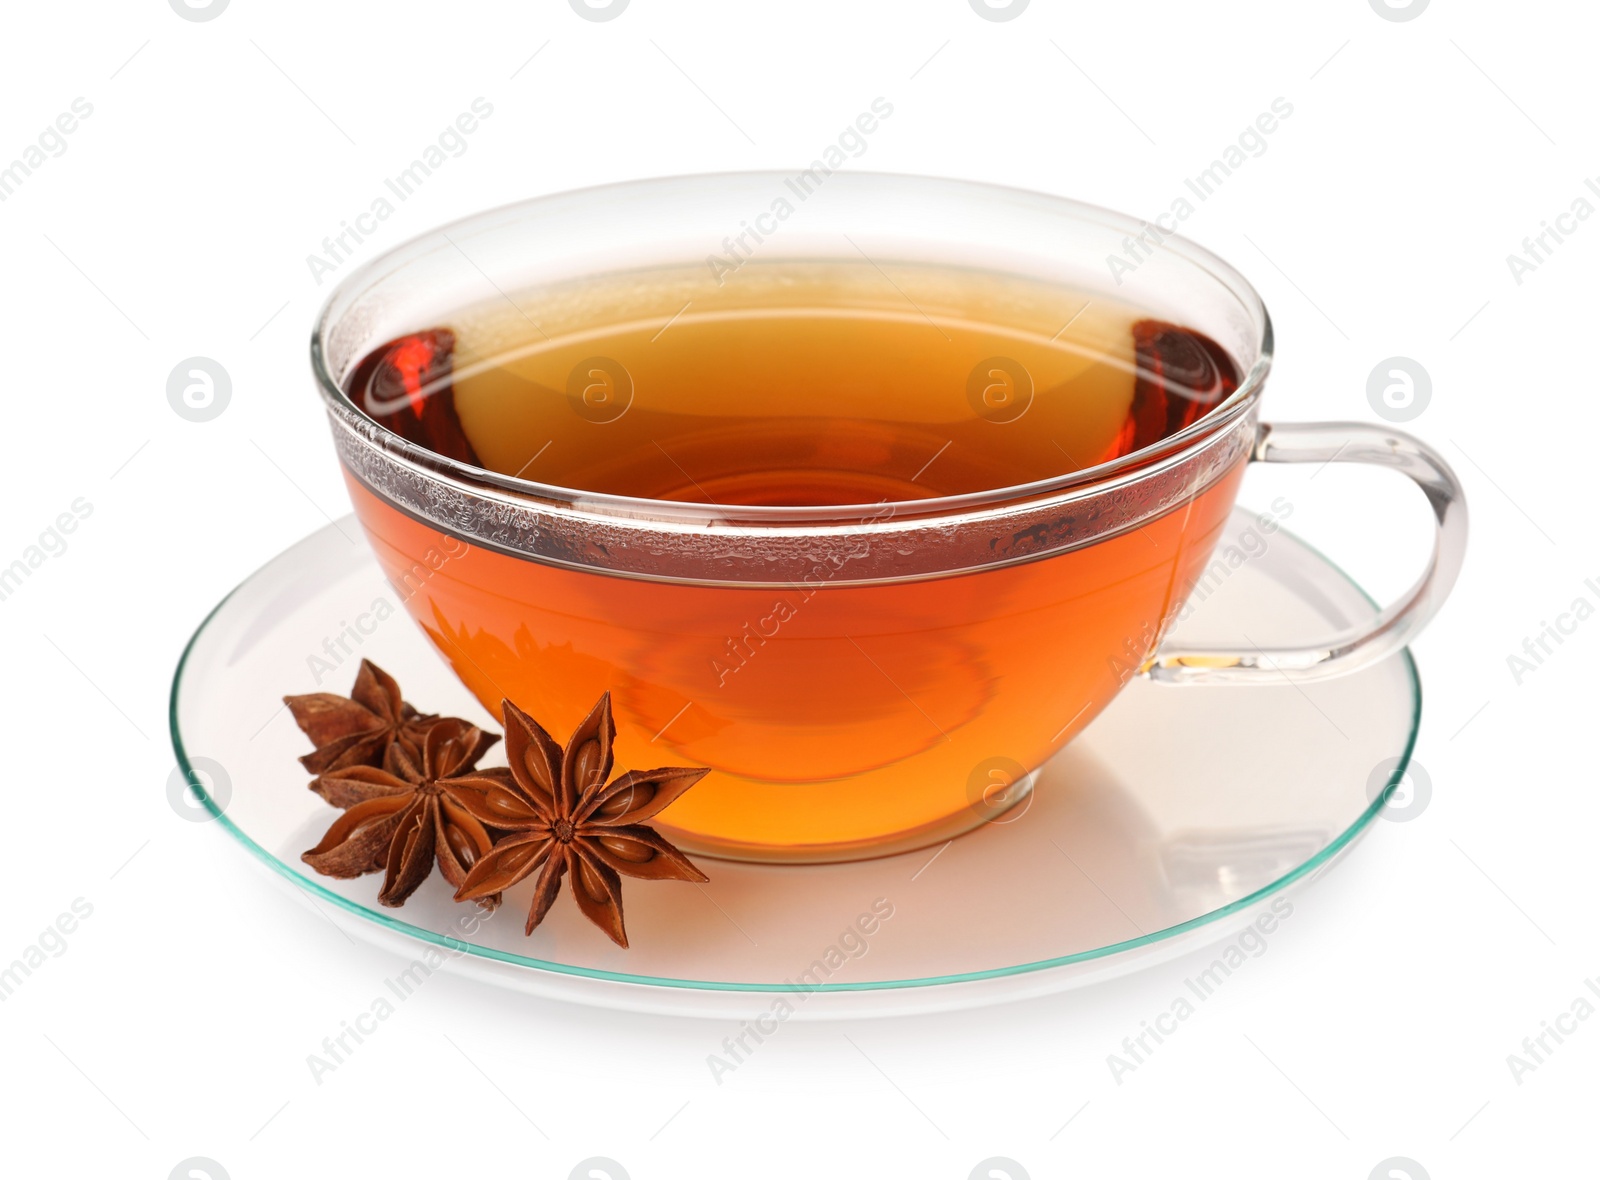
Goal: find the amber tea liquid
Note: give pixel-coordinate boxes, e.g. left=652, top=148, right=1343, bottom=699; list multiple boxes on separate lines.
left=342, top=260, right=1244, bottom=860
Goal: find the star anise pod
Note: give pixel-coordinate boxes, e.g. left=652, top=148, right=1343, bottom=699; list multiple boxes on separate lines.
left=284, top=659, right=440, bottom=774
left=302, top=718, right=502, bottom=908
left=448, top=694, right=709, bottom=947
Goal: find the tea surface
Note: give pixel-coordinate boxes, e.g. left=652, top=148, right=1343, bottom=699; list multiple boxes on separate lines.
left=348, top=260, right=1238, bottom=506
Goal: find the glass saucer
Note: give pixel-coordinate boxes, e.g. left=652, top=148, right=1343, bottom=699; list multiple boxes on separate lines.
left=170, top=507, right=1419, bottom=1017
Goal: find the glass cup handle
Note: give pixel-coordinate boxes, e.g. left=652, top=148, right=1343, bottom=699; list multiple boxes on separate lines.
left=1146, top=420, right=1467, bottom=685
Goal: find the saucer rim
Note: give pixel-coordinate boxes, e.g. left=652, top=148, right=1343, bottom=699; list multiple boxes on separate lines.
left=168, top=513, right=1420, bottom=995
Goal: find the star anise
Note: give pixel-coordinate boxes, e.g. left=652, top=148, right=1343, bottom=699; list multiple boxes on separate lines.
left=284, top=659, right=440, bottom=773
left=448, top=694, right=709, bottom=947
left=302, top=718, right=502, bottom=908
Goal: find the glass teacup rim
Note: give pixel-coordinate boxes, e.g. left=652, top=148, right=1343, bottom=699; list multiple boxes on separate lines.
left=310, top=170, right=1273, bottom=528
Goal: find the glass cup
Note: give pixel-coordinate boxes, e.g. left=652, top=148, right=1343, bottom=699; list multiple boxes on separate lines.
left=311, top=173, right=1466, bottom=863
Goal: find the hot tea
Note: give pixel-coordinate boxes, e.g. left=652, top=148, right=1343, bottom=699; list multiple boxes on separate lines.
left=340, top=258, right=1243, bottom=859
left=352, top=260, right=1234, bottom=504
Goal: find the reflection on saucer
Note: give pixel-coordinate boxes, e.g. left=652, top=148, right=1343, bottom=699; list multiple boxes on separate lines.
left=1160, top=828, right=1330, bottom=912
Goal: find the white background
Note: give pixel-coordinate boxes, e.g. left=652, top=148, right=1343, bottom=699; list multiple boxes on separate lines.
left=1, top=0, right=1592, bottom=1176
